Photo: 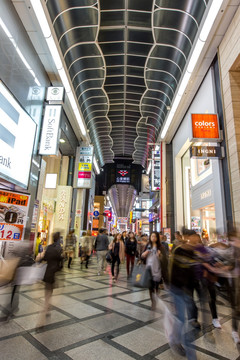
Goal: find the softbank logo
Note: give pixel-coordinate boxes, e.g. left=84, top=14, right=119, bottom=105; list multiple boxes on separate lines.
left=0, top=92, right=19, bottom=168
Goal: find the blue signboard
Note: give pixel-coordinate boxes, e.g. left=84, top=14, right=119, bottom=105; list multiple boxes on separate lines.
left=93, top=210, right=100, bottom=217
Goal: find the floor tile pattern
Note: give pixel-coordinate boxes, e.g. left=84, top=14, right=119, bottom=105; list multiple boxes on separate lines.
left=0, top=255, right=239, bottom=359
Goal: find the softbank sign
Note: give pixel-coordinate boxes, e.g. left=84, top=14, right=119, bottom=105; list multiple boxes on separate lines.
left=192, top=114, right=220, bottom=140
left=39, top=105, right=62, bottom=155
left=0, top=81, right=36, bottom=188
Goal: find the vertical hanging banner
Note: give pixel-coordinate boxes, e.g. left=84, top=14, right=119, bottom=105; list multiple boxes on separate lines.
left=0, top=190, right=30, bottom=241
left=74, top=146, right=94, bottom=188
left=39, top=105, right=62, bottom=155
left=151, top=146, right=161, bottom=191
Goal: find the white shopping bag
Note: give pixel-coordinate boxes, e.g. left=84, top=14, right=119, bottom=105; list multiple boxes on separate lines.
left=154, top=294, right=180, bottom=343
left=14, top=263, right=47, bottom=285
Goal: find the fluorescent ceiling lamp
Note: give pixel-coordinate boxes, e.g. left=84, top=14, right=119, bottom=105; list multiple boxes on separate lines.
left=67, top=91, right=78, bottom=111
left=29, top=0, right=88, bottom=139
left=0, top=18, right=41, bottom=86
left=58, top=68, right=71, bottom=93
left=200, top=0, right=224, bottom=41
left=187, top=39, right=205, bottom=73
left=29, top=0, right=51, bottom=38
left=45, top=36, right=63, bottom=70
left=146, top=162, right=151, bottom=175
left=93, top=156, right=100, bottom=174
left=160, top=0, right=223, bottom=139
left=74, top=110, right=86, bottom=136
left=178, top=71, right=192, bottom=96
left=59, top=138, right=65, bottom=143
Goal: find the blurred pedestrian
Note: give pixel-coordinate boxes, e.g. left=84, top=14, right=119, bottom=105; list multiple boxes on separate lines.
left=122, top=231, right=128, bottom=245
left=141, top=232, right=162, bottom=310
left=125, top=232, right=137, bottom=279
left=65, top=229, right=77, bottom=268
left=35, top=232, right=43, bottom=258
left=109, top=233, right=125, bottom=282
left=81, top=231, right=93, bottom=269
left=42, top=232, right=63, bottom=316
left=95, top=228, right=109, bottom=275
left=169, top=230, right=197, bottom=359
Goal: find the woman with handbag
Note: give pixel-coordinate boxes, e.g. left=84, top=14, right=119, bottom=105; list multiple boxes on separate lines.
left=109, top=233, right=125, bottom=282
left=125, top=232, right=137, bottom=279
left=141, top=231, right=162, bottom=310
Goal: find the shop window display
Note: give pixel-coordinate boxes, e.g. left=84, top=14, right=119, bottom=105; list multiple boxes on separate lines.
left=182, top=149, right=216, bottom=242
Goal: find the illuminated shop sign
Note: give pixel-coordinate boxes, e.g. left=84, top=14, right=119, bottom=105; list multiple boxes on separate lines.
left=75, top=146, right=94, bottom=188
left=39, top=105, right=62, bottom=155
left=46, top=87, right=64, bottom=102
left=190, top=146, right=223, bottom=159
left=151, top=148, right=161, bottom=191
left=191, top=114, right=220, bottom=141
left=0, top=190, right=30, bottom=241
left=0, top=81, right=36, bottom=188
left=116, top=169, right=130, bottom=184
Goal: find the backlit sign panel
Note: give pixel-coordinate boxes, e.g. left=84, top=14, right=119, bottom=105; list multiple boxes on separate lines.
left=190, top=146, right=223, bottom=159
left=116, top=169, right=130, bottom=184
left=151, top=148, right=161, bottom=191
left=0, top=81, right=36, bottom=188
left=191, top=114, right=220, bottom=141
left=74, top=146, right=94, bottom=188
left=39, top=105, right=62, bottom=155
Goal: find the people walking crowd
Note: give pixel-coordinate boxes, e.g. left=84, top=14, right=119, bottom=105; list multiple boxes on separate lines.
left=1, top=225, right=240, bottom=359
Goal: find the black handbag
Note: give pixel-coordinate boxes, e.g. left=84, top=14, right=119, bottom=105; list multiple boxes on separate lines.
left=132, top=265, right=152, bottom=288
left=106, top=250, right=113, bottom=264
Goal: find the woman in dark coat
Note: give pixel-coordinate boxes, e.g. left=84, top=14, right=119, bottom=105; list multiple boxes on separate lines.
left=43, top=232, right=63, bottom=315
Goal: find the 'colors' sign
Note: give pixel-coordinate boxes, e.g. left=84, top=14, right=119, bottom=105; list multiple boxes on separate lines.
left=191, top=114, right=220, bottom=141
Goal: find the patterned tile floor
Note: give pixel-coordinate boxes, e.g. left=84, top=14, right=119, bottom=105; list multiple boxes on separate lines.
left=0, top=255, right=240, bottom=360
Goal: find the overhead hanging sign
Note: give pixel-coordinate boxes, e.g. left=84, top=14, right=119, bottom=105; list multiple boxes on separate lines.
left=190, top=146, right=224, bottom=159
left=116, top=169, right=131, bottom=184
left=39, top=105, right=62, bottom=155
left=74, top=146, right=94, bottom=188
left=151, top=146, right=161, bottom=191
left=0, top=190, right=30, bottom=241
left=46, top=87, right=64, bottom=102
left=0, top=81, right=36, bottom=188
left=191, top=114, right=220, bottom=141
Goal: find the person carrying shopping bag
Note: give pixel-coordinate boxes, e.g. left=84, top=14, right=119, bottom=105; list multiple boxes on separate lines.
left=109, top=233, right=125, bottom=282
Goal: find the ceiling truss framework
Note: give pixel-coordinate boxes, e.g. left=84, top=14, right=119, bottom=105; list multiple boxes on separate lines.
left=46, top=0, right=209, bottom=168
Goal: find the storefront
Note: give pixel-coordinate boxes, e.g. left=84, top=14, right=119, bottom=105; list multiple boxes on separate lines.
left=173, top=67, right=228, bottom=241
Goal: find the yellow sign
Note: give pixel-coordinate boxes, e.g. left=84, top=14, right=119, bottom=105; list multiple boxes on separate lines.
left=78, top=163, right=92, bottom=171
left=129, top=211, right=133, bottom=224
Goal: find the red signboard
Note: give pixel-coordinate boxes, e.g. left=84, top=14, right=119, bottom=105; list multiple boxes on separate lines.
left=192, top=114, right=220, bottom=140
left=118, top=170, right=128, bottom=177
left=78, top=171, right=91, bottom=179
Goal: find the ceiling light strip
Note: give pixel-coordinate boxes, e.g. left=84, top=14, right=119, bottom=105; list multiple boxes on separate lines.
left=29, top=0, right=87, bottom=137
left=0, top=18, right=41, bottom=86
left=160, top=0, right=224, bottom=139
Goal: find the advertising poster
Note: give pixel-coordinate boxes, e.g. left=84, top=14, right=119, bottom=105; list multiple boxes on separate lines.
left=0, top=81, right=36, bottom=188
left=163, top=228, right=171, bottom=243
left=0, top=190, right=30, bottom=241
left=151, top=146, right=161, bottom=191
